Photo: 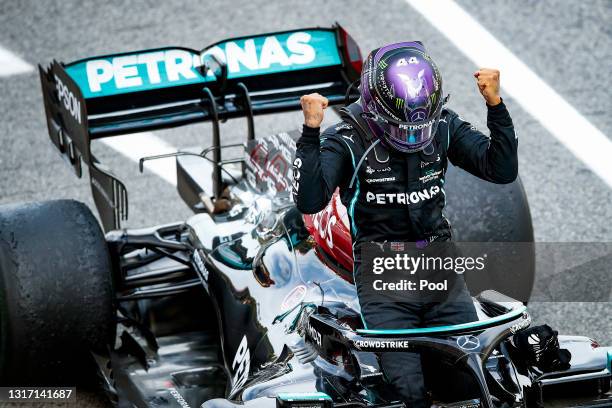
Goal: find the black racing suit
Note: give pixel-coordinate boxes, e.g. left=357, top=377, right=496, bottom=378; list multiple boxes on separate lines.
left=292, top=101, right=518, bottom=406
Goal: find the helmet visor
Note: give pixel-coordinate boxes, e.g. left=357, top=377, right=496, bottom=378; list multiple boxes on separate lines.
left=386, top=117, right=438, bottom=151
left=362, top=96, right=446, bottom=153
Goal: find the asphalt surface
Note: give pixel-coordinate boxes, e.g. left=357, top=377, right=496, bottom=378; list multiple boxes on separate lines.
left=0, top=0, right=610, bottom=407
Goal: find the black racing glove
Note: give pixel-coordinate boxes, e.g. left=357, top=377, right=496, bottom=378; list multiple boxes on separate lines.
left=512, top=324, right=571, bottom=372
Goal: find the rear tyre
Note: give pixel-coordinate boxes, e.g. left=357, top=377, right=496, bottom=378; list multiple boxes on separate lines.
left=444, top=167, right=535, bottom=302
left=444, top=167, right=534, bottom=242
left=0, top=200, right=114, bottom=384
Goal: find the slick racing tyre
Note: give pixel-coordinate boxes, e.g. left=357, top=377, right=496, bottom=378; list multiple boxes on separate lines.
left=0, top=200, right=114, bottom=384
left=444, top=167, right=535, bottom=302
left=444, top=167, right=533, bottom=242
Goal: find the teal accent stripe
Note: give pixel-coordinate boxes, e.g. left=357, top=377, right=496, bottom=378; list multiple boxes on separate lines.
left=340, top=139, right=367, bottom=329
left=357, top=306, right=527, bottom=335
left=360, top=314, right=368, bottom=329
left=342, top=140, right=359, bottom=237
left=277, top=392, right=331, bottom=401
left=607, top=349, right=612, bottom=373
left=349, top=184, right=359, bottom=236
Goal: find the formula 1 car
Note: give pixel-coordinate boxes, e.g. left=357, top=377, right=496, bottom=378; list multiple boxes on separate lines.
left=0, top=25, right=610, bottom=408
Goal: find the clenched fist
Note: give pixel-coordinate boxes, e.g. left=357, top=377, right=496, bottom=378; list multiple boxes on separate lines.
left=300, top=93, right=328, bottom=128
left=474, top=68, right=502, bottom=106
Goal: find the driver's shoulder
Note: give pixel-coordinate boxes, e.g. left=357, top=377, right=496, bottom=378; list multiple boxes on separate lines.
left=438, top=108, right=466, bottom=138
left=321, top=121, right=360, bottom=149
left=322, top=121, right=355, bottom=136
left=440, top=107, right=459, bottom=122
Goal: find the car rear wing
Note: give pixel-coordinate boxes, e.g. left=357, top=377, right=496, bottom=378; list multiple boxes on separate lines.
left=39, top=24, right=362, bottom=231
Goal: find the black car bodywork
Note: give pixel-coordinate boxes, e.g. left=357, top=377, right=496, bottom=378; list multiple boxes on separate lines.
left=32, top=25, right=612, bottom=408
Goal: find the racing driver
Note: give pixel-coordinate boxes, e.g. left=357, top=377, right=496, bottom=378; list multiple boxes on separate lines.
left=292, top=42, right=518, bottom=407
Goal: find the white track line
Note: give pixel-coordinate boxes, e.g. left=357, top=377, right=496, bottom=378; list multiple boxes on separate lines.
left=100, top=133, right=178, bottom=186
left=406, top=0, right=612, bottom=188
left=0, top=46, right=33, bottom=76
left=0, top=44, right=178, bottom=184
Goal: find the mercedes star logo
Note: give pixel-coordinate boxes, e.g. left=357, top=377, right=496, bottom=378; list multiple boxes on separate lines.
left=411, top=110, right=426, bottom=121
left=456, top=335, right=480, bottom=351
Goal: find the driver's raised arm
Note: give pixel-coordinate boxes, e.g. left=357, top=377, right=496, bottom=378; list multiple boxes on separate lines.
left=292, top=94, right=349, bottom=214
left=446, top=101, right=518, bottom=184
left=447, top=68, right=518, bottom=184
